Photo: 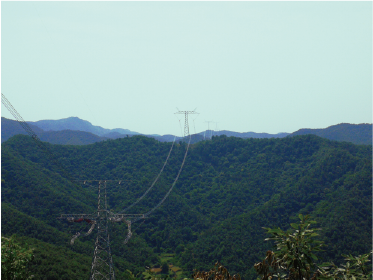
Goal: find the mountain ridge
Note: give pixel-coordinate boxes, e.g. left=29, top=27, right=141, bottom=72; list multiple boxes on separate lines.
left=2, top=116, right=371, bottom=145
left=27, top=116, right=140, bottom=136
left=288, top=123, right=372, bottom=145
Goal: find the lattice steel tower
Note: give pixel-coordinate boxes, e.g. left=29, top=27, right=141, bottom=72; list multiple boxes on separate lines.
left=175, top=109, right=199, bottom=137
left=89, top=181, right=114, bottom=280
left=58, top=181, right=144, bottom=280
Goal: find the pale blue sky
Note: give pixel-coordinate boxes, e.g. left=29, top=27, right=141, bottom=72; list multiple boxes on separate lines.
left=1, top=1, right=372, bottom=136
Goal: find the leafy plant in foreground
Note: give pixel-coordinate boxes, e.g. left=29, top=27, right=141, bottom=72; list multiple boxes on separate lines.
left=315, top=251, right=372, bottom=280
left=254, top=214, right=323, bottom=280
left=1, top=236, right=34, bottom=280
left=254, top=214, right=372, bottom=280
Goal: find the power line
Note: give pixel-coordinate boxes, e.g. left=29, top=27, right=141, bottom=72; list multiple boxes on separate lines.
left=1, top=93, right=75, bottom=182
left=139, top=133, right=192, bottom=221
left=119, top=136, right=176, bottom=214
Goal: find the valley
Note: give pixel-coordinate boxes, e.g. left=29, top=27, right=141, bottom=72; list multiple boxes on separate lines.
left=1, top=132, right=371, bottom=279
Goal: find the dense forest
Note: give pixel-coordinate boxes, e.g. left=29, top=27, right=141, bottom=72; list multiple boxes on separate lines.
left=1, top=133, right=371, bottom=279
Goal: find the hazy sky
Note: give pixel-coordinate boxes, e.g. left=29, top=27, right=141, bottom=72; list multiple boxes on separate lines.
left=1, top=1, right=372, bottom=136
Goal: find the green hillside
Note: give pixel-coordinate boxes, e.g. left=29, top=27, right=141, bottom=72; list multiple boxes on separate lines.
left=1, top=134, right=371, bottom=279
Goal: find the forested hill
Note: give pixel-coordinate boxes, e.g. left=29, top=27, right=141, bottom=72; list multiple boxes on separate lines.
left=1, top=134, right=371, bottom=279
left=289, top=123, right=372, bottom=145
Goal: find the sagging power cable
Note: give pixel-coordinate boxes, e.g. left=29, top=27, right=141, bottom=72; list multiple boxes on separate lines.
left=132, top=133, right=192, bottom=223
left=119, top=136, right=177, bottom=213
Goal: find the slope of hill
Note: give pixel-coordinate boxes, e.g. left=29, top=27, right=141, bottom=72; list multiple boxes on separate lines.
left=39, top=130, right=108, bottom=145
left=28, top=116, right=139, bottom=136
left=288, top=123, right=372, bottom=145
left=1, top=133, right=371, bottom=279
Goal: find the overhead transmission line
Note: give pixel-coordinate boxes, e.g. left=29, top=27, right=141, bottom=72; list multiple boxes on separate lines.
left=135, top=133, right=192, bottom=222
left=60, top=109, right=197, bottom=279
left=3, top=94, right=197, bottom=280
left=119, top=136, right=176, bottom=214
left=122, top=109, right=198, bottom=218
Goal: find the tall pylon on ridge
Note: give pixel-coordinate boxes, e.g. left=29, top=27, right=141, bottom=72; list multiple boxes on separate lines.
left=205, top=121, right=214, bottom=140
left=175, top=109, right=199, bottom=137
left=213, top=122, right=220, bottom=137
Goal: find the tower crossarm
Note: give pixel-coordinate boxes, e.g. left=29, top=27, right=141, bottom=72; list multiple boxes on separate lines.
left=174, top=111, right=198, bottom=114
left=58, top=214, right=97, bottom=222
left=58, top=213, right=145, bottom=223
left=109, top=214, right=145, bottom=222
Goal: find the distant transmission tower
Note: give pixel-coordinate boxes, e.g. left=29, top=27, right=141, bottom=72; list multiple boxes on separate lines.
left=58, top=180, right=144, bottom=280
left=175, top=109, right=198, bottom=137
left=205, top=121, right=213, bottom=140
left=214, top=122, right=220, bottom=137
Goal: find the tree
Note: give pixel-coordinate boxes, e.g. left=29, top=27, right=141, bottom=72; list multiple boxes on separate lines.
left=193, top=262, right=241, bottom=280
left=254, top=214, right=324, bottom=280
left=254, top=214, right=372, bottom=280
left=162, top=262, right=169, bottom=274
left=1, top=236, right=34, bottom=280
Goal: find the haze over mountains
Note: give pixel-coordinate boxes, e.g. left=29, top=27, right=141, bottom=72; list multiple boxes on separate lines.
left=1, top=116, right=371, bottom=145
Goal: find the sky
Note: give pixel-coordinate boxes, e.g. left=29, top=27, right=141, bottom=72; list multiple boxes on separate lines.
left=1, top=1, right=372, bottom=136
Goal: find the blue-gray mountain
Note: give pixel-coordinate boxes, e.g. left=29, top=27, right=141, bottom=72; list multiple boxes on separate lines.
left=2, top=116, right=371, bottom=145
left=288, top=123, right=372, bottom=145
left=1, top=117, right=108, bottom=145
left=27, top=116, right=140, bottom=137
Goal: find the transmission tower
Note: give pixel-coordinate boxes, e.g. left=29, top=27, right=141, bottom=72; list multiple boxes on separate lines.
left=214, top=122, right=220, bottom=137
left=175, top=109, right=198, bottom=137
left=58, top=181, right=144, bottom=280
left=205, top=121, right=214, bottom=140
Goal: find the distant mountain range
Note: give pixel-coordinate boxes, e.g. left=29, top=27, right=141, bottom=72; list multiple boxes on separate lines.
left=1, top=118, right=108, bottom=145
left=1, top=116, right=371, bottom=145
left=27, top=117, right=140, bottom=137
left=288, top=123, right=372, bottom=145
